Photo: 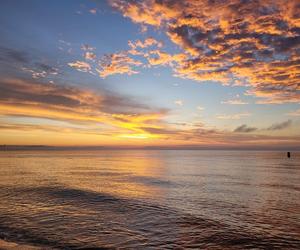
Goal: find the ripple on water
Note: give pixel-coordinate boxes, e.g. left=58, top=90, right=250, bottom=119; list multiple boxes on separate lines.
left=0, top=185, right=299, bottom=249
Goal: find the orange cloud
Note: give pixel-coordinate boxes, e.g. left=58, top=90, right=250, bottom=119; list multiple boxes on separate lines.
left=128, top=37, right=163, bottom=49
left=97, top=51, right=142, bottom=78
left=68, top=61, right=91, bottom=72
left=110, top=0, right=300, bottom=103
left=0, top=76, right=298, bottom=147
left=146, top=50, right=174, bottom=66
left=109, top=0, right=181, bottom=26
left=0, top=77, right=169, bottom=140
left=84, top=52, right=96, bottom=60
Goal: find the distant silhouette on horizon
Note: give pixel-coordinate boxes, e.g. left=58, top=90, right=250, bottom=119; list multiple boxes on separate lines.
left=287, top=152, right=291, bottom=158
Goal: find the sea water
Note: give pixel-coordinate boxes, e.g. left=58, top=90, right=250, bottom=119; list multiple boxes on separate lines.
left=0, top=150, right=299, bottom=249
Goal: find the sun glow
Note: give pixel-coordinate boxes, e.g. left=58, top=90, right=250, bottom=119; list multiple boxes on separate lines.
left=118, top=133, right=158, bottom=139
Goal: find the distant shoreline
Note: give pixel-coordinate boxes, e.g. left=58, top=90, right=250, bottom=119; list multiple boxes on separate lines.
left=0, top=145, right=299, bottom=151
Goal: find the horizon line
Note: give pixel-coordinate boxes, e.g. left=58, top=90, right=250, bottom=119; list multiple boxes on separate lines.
left=0, top=145, right=299, bottom=151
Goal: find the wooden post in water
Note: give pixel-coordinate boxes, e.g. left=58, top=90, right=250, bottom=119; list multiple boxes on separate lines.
left=287, top=152, right=291, bottom=158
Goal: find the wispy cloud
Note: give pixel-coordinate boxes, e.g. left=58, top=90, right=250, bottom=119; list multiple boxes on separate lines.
left=22, top=63, right=58, bottom=79
left=0, top=47, right=29, bottom=64
left=234, top=120, right=294, bottom=133
left=197, top=106, right=205, bottom=111
left=0, top=77, right=169, bottom=137
left=234, top=124, right=257, bottom=133
left=59, top=39, right=71, bottom=46
left=1, top=77, right=298, bottom=147
left=287, top=109, right=300, bottom=116
left=68, top=61, right=91, bottom=72
left=0, top=46, right=60, bottom=81
left=67, top=38, right=169, bottom=77
left=81, top=44, right=95, bottom=51
left=89, top=8, right=97, bottom=15
left=79, top=44, right=97, bottom=61
left=216, top=112, right=251, bottom=120
left=222, top=99, right=248, bottom=105
left=97, top=51, right=142, bottom=78
left=128, top=37, right=163, bottom=49
left=266, top=120, right=292, bottom=131
left=174, top=100, right=183, bottom=106
left=84, top=52, right=96, bottom=60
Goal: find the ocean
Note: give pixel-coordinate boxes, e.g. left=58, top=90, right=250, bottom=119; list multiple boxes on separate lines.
left=0, top=150, right=299, bottom=249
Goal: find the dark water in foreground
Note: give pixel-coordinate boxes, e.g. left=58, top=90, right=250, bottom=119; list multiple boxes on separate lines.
left=0, top=150, right=299, bottom=249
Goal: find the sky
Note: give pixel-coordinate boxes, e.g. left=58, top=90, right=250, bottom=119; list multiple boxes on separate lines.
left=0, top=0, right=299, bottom=149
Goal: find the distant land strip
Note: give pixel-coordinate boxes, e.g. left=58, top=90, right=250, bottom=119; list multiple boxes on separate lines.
left=0, top=145, right=299, bottom=151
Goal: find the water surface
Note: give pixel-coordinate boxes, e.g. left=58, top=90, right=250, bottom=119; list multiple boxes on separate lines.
left=0, top=150, right=299, bottom=249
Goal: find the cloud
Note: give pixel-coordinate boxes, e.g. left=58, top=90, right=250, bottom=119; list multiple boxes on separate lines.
left=174, top=100, right=183, bottom=106
left=0, top=46, right=60, bottom=81
left=127, top=38, right=169, bottom=65
left=0, top=77, right=165, bottom=116
left=140, top=126, right=178, bottom=135
left=222, top=99, right=248, bottom=105
left=0, top=47, right=29, bottom=64
left=89, top=8, right=97, bottom=15
left=234, top=124, right=257, bottom=133
left=35, top=63, right=58, bottom=74
left=81, top=44, right=95, bottom=51
left=110, top=0, right=300, bottom=103
left=197, top=106, right=205, bottom=111
left=66, top=44, right=96, bottom=70
left=22, top=68, right=46, bottom=79
left=287, top=109, right=300, bottom=116
left=135, top=122, right=300, bottom=148
left=216, top=112, right=251, bottom=120
left=0, top=77, right=169, bottom=137
left=267, top=120, right=292, bottom=130
left=73, top=37, right=168, bottom=78
left=59, top=40, right=71, bottom=46
left=128, top=37, right=163, bottom=49
left=1, top=77, right=298, bottom=147
left=140, top=25, right=148, bottom=33
left=84, top=52, right=97, bottom=60
left=68, top=38, right=183, bottom=78
left=68, top=61, right=91, bottom=72
left=0, top=122, right=114, bottom=136
left=145, top=50, right=179, bottom=66
left=97, top=51, right=142, bottom=78
left=234, top=120, right=294, bottom=133
left=22, top=63, right=58, bottom=79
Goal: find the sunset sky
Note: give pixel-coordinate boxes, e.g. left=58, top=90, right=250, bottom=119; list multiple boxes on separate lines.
left=0, top=0, right=299, bottom=148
